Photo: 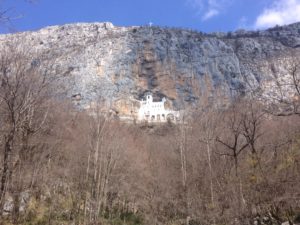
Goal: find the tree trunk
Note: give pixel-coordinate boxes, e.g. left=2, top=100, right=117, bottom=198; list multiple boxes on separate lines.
left=0, top=132, right=14, bottom=215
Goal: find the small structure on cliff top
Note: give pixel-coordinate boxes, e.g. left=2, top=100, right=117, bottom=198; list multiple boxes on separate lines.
left=137, top=94, right=180, bottom=122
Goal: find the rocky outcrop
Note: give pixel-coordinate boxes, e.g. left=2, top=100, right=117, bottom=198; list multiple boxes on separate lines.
left=0, top=22, right=299, bottom=117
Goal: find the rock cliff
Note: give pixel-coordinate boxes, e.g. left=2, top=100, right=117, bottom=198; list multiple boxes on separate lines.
left=1, top=22, right=299, bottom=117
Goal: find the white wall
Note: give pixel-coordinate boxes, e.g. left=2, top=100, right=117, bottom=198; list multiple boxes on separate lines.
left=137, top=94, right=179, bottom=122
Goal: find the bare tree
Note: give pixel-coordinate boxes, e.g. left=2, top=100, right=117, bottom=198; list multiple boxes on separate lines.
left=265, top=52, right=300, bottom=116
left=0, top=42, right=54, bottom=222
left=80, top=102, right=127, bottom=224
left=216, top=102, right=249, bottom=176
left=195, top=107, right=219, bottom=224
left=0, top=0, right=37, bottom=30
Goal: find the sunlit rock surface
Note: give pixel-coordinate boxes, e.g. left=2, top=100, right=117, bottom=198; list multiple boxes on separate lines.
left=1, top=22, right=300, bottom=118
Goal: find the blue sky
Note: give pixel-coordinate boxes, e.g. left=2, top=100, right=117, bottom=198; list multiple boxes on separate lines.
left=1, top=0, right=300, bottom=34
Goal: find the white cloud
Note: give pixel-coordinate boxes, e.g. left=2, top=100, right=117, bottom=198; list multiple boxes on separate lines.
left=187, top=0, right=232, bottom=21
left=202, top=8, right=219, bottom=20
left=254, top=0, right=300, bottom=29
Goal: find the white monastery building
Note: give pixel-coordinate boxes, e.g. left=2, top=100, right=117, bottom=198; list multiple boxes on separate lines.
left=137, top=94, right=180, bottom=122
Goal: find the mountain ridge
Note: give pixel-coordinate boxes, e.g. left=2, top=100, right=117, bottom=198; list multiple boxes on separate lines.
left=1, top=21, right=300, bottom=118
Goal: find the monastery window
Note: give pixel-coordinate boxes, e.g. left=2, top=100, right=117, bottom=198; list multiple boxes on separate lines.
left=151, top=115, right=155, bottom=120
left=157, top=114, right=160, bottom=121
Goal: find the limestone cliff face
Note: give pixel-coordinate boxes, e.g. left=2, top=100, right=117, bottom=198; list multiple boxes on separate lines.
left=1, top=22, right=299, bottom=116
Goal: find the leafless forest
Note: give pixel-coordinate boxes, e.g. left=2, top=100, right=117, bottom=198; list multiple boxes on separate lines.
left=0, top=43, right=300, bottom=225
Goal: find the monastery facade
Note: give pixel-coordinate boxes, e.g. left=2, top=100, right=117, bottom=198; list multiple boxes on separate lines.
left=137, top=94, right=180, bottom=122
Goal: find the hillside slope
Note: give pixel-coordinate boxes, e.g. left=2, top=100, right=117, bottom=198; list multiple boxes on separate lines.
left=1, top=22, right=299, bottom=117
